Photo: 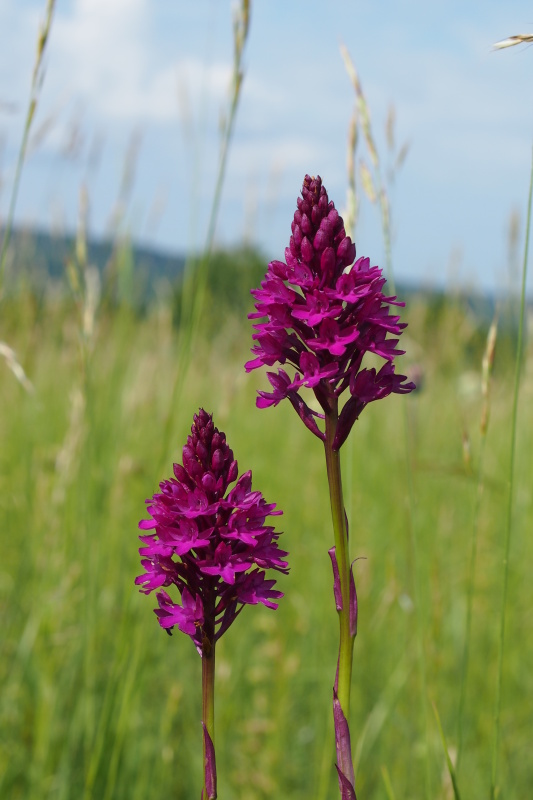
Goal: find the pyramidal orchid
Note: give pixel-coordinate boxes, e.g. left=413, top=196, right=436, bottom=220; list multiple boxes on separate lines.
left=246, top=175, right=414, bottom=797
left=136, top=409, right=288, bottom=800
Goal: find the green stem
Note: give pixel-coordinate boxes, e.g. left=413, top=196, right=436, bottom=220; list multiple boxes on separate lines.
left=202, top=647, right=215, bottom=736
left=456, top=433, right=486, bottom=774
left=490, top=143, right=533, bottom=800
left=202, top=589, right=217, bottom=800
left=202, top=643, right=216, bottom=798
left=324, top=406, right=354, bottom=733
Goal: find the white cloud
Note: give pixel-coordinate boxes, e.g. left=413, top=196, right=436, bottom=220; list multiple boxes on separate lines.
left=48, top=0, right=231, bottom=124
left=0, top=0, right=233, bottom=137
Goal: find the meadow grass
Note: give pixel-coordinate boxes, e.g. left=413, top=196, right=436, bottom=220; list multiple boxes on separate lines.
left=1, top=4, right=532, bottom=797
left=0, top=281, right=531, bottom=799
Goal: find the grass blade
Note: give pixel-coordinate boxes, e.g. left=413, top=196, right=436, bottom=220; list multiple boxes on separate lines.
left=380, top=765, right=397, bottom=800
left=431, top=700, right=462, bottom=800
left=490, top=143, right=533, bottom=800
left=456, top=314, right=498, bottom=774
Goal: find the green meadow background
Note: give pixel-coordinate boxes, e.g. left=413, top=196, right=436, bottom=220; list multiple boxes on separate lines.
left=1, top=2, right=532, bottom=798
left=1, top=253, right=531, bottom=799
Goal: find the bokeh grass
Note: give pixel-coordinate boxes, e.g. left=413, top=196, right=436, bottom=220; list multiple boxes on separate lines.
left=1, top=5, right=531, bottom=796
left=1, top=276, right=531, bottom=799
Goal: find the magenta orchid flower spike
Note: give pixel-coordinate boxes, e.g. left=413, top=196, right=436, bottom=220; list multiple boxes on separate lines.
left=246, top=175, right=414, bottom=798
left=136, top=409, right=288, bottom=800
left=246, top=174, right=414, bottom=450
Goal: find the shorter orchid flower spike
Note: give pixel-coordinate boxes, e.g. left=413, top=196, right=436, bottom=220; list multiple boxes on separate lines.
left=136, top=409, right=288, bottom=651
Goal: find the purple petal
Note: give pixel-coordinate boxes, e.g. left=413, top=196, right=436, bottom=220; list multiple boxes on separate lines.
left=335, top=766, right=357, bottom=800
left=286, top=390, right=325, bottom=441
left=138, top=518, right=157, bottom=530
left=333, top=396, right=364, bottom=451
left=333, top=689, right=356, bottom=798
left=201, top=723, right=217, bottom=800
left=328, top=547, right=342, bottom=611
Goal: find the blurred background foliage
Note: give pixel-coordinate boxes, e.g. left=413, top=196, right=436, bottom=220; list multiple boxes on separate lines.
left=1, top=1, right=532, bottom=798
left=0, top=243, right=531, bottom=799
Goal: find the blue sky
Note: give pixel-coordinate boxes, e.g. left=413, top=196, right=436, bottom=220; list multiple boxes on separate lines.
left=2, top=0, right=533, bottom=292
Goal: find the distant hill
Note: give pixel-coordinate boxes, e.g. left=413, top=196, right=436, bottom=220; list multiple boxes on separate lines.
left=3, top=227, right=187, bottom=294
left=2, top=226, right=515, bottom=330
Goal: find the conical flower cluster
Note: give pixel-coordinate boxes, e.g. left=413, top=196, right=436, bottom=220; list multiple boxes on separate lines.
left=246, top=174, right=415, bottom=449
left=136, top=409, right=288, bottom=652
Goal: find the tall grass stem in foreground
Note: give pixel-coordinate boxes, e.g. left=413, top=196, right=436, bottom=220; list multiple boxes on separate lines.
left=432, top=701, right=462, bottom=800
left=183, top=0, right=250, bottom=339
left=0, top=0, right=55, bottom=295
left=64, top=186, right=103, bottom=795
left=400, top=398, right=431, bottom=799
left=157, top=0, right=250, bottom=474
left=340, top=47, right=429, bottom=797
left=380, top=765, right=397, bottom=800
left=158, top=0, right=251, bottom=473
left=490, top=145, right=533, bottom=800
left=456, top=315, right=498, bottom=774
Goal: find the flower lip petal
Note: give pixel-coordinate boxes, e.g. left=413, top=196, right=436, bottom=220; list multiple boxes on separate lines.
left=139, top=517, right=157, bottom=530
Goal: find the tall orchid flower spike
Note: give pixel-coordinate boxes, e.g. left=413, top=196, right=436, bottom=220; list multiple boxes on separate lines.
left=246, top=173, right=414, bottom=450
left=136, top=409, right=288, bottom=800
left=246, top=175, right=414, bottom=797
